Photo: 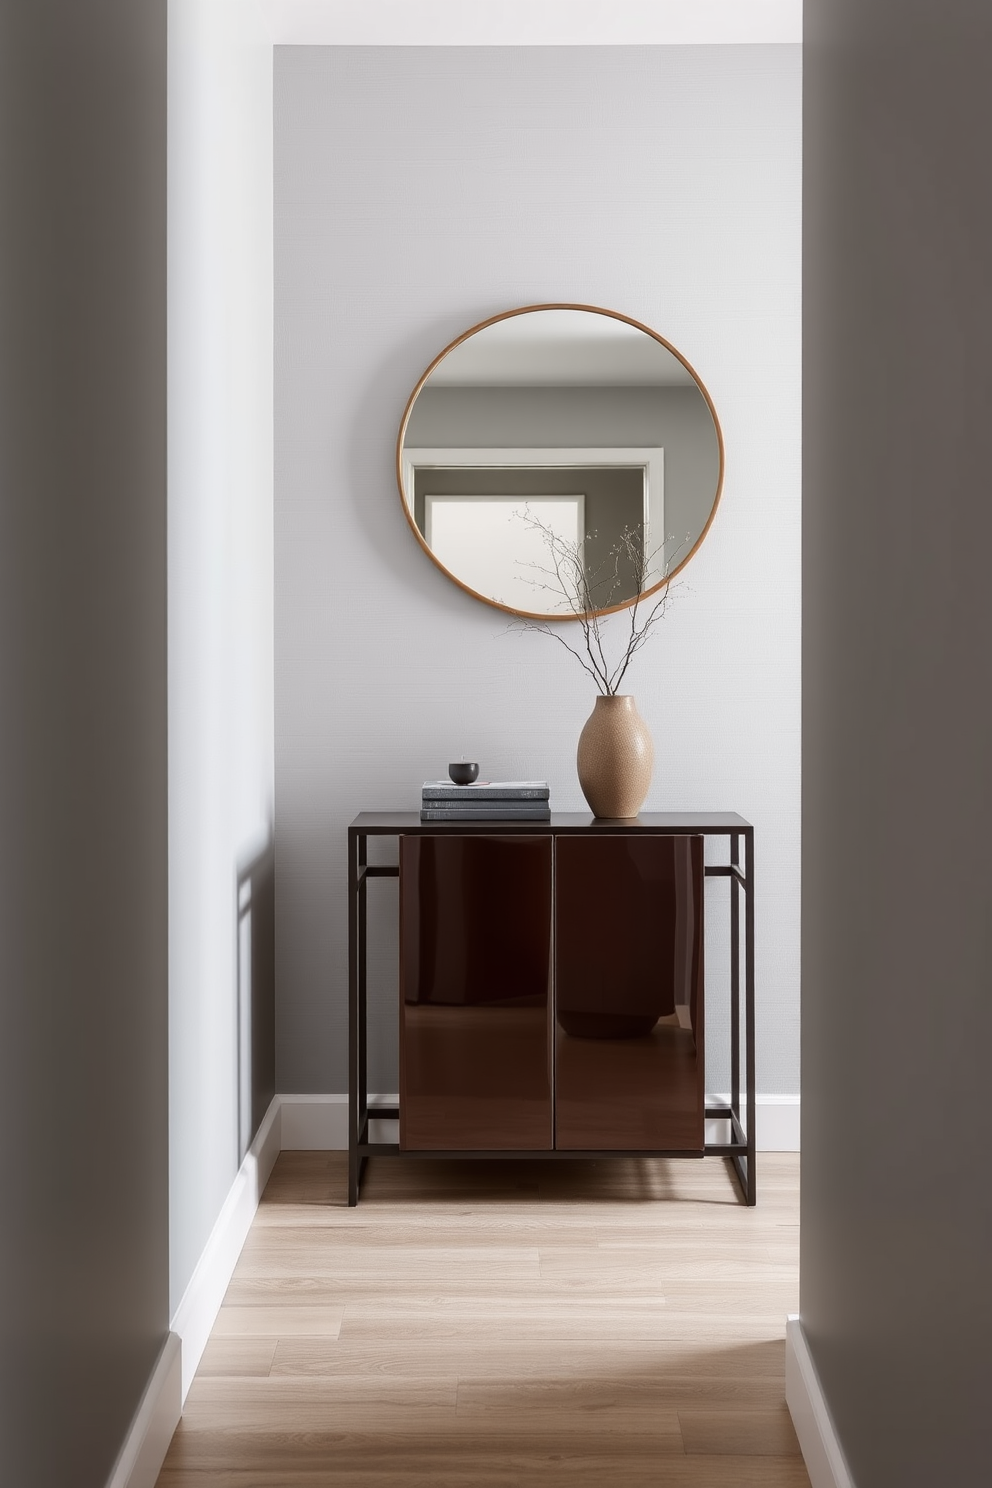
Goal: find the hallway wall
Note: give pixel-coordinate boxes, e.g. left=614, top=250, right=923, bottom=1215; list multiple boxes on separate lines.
left=0, top=3, right=170, bottom=1484
left=167, top=0, right=276, bottom=1324
left=273, top=42, right=802, bottom=1103
left=802, top=1, right=992, bottom=1481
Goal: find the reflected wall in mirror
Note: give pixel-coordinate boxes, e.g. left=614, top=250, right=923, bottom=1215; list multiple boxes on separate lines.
left=397, top=305, right=724, bottom=620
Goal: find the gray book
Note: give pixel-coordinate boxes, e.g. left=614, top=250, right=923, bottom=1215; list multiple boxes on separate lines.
left=421, top=780, right=550, bottom=802
left=420, top=805, right=552, bottom=821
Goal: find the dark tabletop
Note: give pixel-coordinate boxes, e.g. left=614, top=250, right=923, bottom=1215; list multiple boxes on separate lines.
left=349, top=811, right=752, bottom=834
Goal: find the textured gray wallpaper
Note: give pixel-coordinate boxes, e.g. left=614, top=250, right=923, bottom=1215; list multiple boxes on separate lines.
left=274, top=44, right=802, bottom=1096
left=406, top=383, right=720, bottom=550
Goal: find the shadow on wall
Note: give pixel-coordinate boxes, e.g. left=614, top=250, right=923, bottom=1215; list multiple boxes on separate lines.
left=237, top=838, right=275, bottom=1159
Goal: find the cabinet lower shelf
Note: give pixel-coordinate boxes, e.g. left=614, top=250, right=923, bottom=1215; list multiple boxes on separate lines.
left=348, top=812, right=755, bottom=1205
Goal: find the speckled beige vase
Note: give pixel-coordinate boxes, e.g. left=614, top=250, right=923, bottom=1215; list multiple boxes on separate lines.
left=576, top=695, right=654, bottom=818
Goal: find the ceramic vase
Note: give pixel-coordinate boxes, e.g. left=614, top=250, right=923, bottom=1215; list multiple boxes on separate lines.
left=576, top=694, right=654, bottom=818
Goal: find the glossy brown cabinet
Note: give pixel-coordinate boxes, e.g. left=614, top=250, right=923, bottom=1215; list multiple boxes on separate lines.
left=398, top=832, right=704, bottom=1156
left=555, top=834, right=704, bottom=1151
left=348, top=813, right=755, bottom=1206
left=399, top=835, right=553, bottom=1150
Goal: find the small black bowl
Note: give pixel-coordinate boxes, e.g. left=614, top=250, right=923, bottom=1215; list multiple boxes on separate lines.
left=448, top=761, right=480, bottom=786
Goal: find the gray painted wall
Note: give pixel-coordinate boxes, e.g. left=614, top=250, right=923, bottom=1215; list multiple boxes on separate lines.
left=0, top=2, right=170, bottom=1484
left=407, top=383, right=721, bottom=552
left=274, top=44, right=801, bottom=1098
left=802, top=2, right=992, bottom=1482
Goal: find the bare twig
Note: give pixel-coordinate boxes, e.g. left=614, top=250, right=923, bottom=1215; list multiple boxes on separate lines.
left=509, top=513, right=687, bottom=695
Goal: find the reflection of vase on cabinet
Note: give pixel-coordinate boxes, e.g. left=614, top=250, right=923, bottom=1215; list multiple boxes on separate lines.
left=398, top=830, right=703, bottom=1157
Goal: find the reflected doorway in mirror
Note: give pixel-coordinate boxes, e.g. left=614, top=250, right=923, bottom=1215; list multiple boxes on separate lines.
left=424, top=493, right=585, bottom=613
left=403, top=443, right=665, bottom=614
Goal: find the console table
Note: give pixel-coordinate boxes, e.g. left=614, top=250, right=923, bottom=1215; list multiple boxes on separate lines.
left=348, top=812, right=755, bottom=1206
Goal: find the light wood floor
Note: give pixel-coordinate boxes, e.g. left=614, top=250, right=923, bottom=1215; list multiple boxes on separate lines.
left=157, top=1151, right=808, bottom=1487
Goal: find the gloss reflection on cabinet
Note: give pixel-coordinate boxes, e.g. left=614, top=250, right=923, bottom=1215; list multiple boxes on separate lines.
left=399, top=834, right=553, bottom=1151
left=555, top=835, right=704, bottom=1151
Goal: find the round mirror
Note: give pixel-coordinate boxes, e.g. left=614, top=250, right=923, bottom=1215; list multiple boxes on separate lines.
left=397, top=304, right=724, bottom=620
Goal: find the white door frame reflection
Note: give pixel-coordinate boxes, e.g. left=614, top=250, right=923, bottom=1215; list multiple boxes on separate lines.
left=424, top=493, right=585, bottom=614
left=403, top=444, right=666, bottom=618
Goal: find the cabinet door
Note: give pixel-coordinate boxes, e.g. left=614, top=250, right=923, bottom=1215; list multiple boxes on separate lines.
left=554, top=834, right=704, bottom=1152
left=399, top=834, right=553, bottom=1150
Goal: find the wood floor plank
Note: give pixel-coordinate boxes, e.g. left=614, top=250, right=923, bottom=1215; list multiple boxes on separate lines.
left=156, top=1152, right=808, bottom=1487
left=270, top=1336, right=787, bottom=1386
left=182, top=1375, right=459, bottom=1415
left=162, top=1419, right=691, bottom=1470
left=158, top=1457, right=811, bottom=1488
left=211, top=1304, right=344, bottom=1338
left=195, top=1337, right=278, bottom=1378
left=679, top=1407, right=803, bottom=1457
left=338, top=1302, right=791, bottom=1345
left=453, top=1374, right=786, bottom=1413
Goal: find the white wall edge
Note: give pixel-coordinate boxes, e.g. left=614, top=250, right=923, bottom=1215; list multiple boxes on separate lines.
left=282, top=1093, right=799, bottom=1151
left=786, top=1316, right=857, bottom=1488
left=104, top=1332, right=182, bottom=1488
left=170, top=1095, right=282, bottom=1400
left=260, top=0, right=803, bottom=47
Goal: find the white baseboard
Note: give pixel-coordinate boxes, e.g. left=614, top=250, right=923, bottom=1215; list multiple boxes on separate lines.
left=109, top=1098, right=282, bottom=1484
left=170, top=1094, right=282, bottom=1400
left=786, top=1316, right=856, bottom=1488
left=756, top=1094, right=801, bottom=1151
left=281, top=1092, right=800, bottom=1152
left=104, top=1332, right=181, bottom=1488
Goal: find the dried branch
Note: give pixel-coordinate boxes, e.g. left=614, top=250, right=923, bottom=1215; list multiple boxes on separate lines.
left=509, top=512, right=688, bottom=695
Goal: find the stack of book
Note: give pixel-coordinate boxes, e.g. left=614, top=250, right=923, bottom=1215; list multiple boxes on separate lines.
left=420, top=780, right=551, bottom=822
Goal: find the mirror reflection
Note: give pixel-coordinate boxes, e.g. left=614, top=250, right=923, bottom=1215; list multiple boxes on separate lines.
left=397, top=305, right=723, bottom=619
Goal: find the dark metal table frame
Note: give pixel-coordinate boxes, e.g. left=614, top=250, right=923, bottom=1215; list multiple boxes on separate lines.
left=348, top=812, right=755, bottom=1206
